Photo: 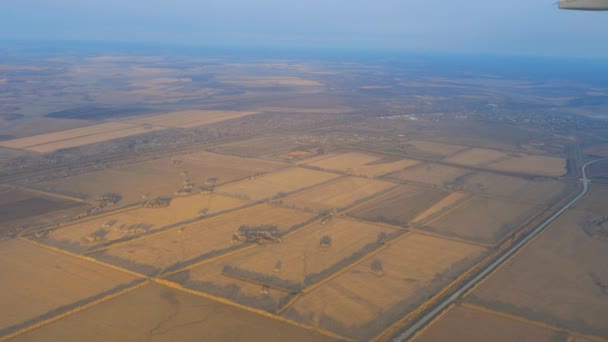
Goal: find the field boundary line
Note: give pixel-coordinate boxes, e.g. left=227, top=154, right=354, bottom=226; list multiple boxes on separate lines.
left=340, top=184, right=402, bottom=215
left=302, top=231, right=411, bottom=294
left=416, top=193, right=475, bottom=226
left=19, top=237, right=147, bottom=279
left=408, top=228, right=493, bottom=249
left=276, top=293, right=303, bottom=315
left=0, top=280, right=149, bottom=342
left=15, top=186, right=87, bottom=203
left=407, top=303, right=456, bottom=342
left=461, top=303, right=608, bottom=342
left=160, top=244, right=258, bottom=278
left=153, top=278, right=352, bottom=341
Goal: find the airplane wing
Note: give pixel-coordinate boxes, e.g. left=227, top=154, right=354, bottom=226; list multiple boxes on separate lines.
left=559, top=0, right=608, bottom=10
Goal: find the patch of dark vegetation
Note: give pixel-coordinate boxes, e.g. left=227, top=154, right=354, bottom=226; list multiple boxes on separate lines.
left=0, top=197, right=83, bottom=224
left=45, top=106, right=151, bottom=120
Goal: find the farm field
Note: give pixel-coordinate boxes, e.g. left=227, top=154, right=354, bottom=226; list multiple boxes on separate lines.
left=584, top=144, right=608, bottom=157
left=458, top=172, right=569, bottom=205
left=386, top=163, right=472, bottom=188
left=219, top=218, right=393, bottom=291
left=280, top=176, right=395, bottom=213
left=423, top=196, right=540, bottom=244
left=468, top=209, right=608, bottom=338
left=217, top=75, right=323, bottom=87
left=218, top=167, right=340, bottom=201
left=282, top=232, right=487, bottom=340
left=121, top=109, right=257, bottom=128
left=412, top=304, right=560, bottom=342
left=168, top=261, right=294, bottom=312
left=90, top=204, right=316, bottom=275
left=444, top=148, right=509, bottom=166
left=411, top=192, right=470, bottom=224
left=0, top=186, right=85, bottom=225
left=0, top=239, right=137, bottom=334
left=403, top=140, right=468, bottom=158
left=38, top=193, right=249, bottom=252
left=34, top=151, right=283, bottom=205
left=305, top=151, right=419, bottom=177
left=0, top=122, right=166, bottom=153
left=8, top=283, right=339, bottom=342
left=349, top=185, right=447, bottom=227
left=209, top=135, right=303, bottom=158
left=486, top=154, right=566, bottom=176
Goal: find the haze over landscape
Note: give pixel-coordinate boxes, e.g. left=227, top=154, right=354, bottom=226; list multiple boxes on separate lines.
left=0, top=1, right=607, bottom=342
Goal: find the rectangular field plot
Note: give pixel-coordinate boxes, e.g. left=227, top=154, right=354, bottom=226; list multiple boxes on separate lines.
left=38, top=193, right=249, bottom=252
left=386, top=163, right=472, bottom=188
left=218, top=218, right=398, bottom=291
left=121, top=110, right=257, bottom=128
left=444, top=148, right=509, bottom=167
left=0, top=122, right=166, bottom=153
left=423, top=196, right=540, bottom=244
left=34, top=151, right=283, bottom=205
left=0, top=239, right=138, bottom=335
left=402, top=140, right=468, bottom=158
left=413, top=304, right=560, bottom=342
left=281, top=232, right=487, bottom=340
left=0, top=186, right=86, bottom=225
left=9, top=283, right=339, bottom=342
left=218, top=167, right=340, bottom=201
left=468, top=210, right=608, bottom=338
left=486, top=154, right=566, bottom=177
left=411, top=192, right=470, bottom=224
left=280, top=177, right=395, bottom=213
left=458, top=172, right=569, bottom=205
left=90, top=204, right=316, bottom=275
left=348, top=185, right=447, bottom=227
left=305, top=152, right=419, bottom=177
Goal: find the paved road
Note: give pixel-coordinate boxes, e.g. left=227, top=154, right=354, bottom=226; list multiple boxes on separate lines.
left=394, top=157, right=608, bottom=341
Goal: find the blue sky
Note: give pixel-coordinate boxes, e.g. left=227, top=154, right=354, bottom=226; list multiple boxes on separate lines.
left=1, top=0, right=607, bottom=57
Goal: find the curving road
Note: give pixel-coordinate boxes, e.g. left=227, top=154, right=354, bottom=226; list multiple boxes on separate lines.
left=394, top=157, right=608, bottom=342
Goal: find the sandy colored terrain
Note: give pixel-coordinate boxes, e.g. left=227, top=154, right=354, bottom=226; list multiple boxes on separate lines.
left=459, top=172, right=568, bottom=205
left=413, top=304, right=559, bottom=342
left=445, top=148, right=509, bottom=166
left=412, top=192, right=469, bottom=224
left=0, top=239, right=137, bottom=332
left=487, top=154, right=566, bottom=176
left=210, top=135, right=303, bottom=158
left=9, top=283, right=339, bottom=342
left=0, top=122, right=144, bottom=151
left=92, top=204, right=315, bottom=275
left=403, top=140, right=468, bottom=158
left=386, top=163, right=471, bottom=188
left=122, top=110, right=257, bottom=128
left=43, top=193, right=249, bottom=251
left=468, top=209, right=608, bottom=338
left=34, top=151, right=283, bottom=205
left=584, top=144, right=608, bottom=157
left=349, top=185, right=447, bottom=226
left=220, top=218, right=389, bottom=288
left=282, top=232, right=486, bottom=340
left=218, top=167, right=340, bottom=201
left=306, top=152, right=419, bottom=177
left=424, top=196, right=539, bottom=244
left=280, top=176, right=395, bottom=213
left=0, top=117, right=93, bottom=139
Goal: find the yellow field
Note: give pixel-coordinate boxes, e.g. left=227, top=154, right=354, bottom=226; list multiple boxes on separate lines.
left=445, top=148, right=509, bottom=166
left=0, top=122, right=163, bottom=152
left=220, top=218, right=388, bottom=288
left=92, top=204, right=315, bottom=275
left=218, top=167, right=340, bottom=201
left=306, top=152, right=419, bottom=177
left=403, top=140, right=468, bottom=157
left=424, top=196, right=539, bottom=244
left=460, top=172, right=568, bottom=204
left=413, top=304, right=558, bottom=342
left=9, top=283, right=339, bottom=342
left=282, top=232, right=487, bottom=339
left=43, top=193, right=249, bottom=251
left=386, top=163, right=471, bottom=188
left=468, top=210, right=608, bottom=337
left=0, top=239, right=137, bottom=332
left=34, top=151, right=283, bottom=205
left=280, top=177, right=395, bottom=213
left=487, top=154, right=566, bottom=176
left=411, top=192, right=469, bottom=224
left=122, top=110, right=257, bottom=128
